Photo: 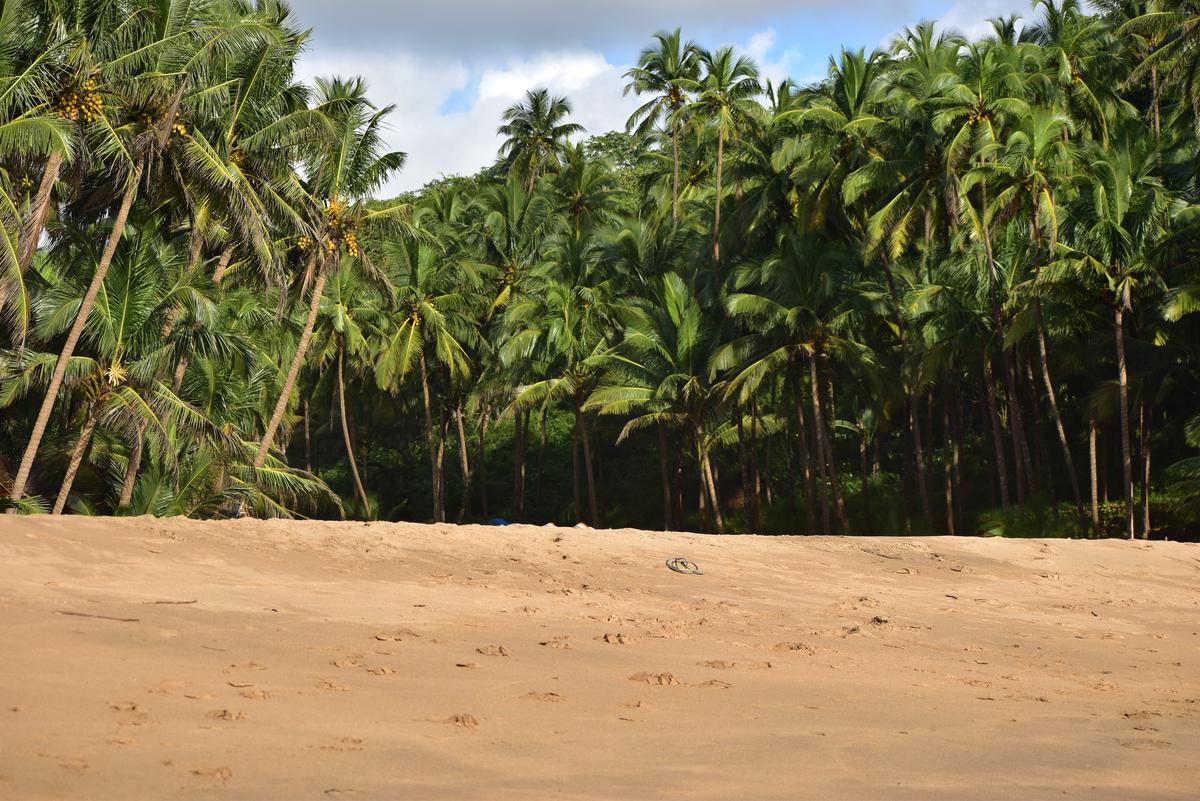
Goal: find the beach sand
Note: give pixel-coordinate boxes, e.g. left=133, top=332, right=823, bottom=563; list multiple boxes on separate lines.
left=1, top=515, right=1197, bottom=800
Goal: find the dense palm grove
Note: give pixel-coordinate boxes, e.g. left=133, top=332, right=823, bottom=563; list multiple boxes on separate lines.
left=2, top=0, right=1199, bottom=538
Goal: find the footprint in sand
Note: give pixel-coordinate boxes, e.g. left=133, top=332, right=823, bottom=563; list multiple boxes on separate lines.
left=240, top=689, right=271, bottom=700
left=438, top=714, right=479, bottom=728
left=331, top=656, right=365, bottom=669
left=223, top=661, right=265, bottom=674
left=191, top=767, right=232, bottom=781
left=476, top=645, right=512, bottom=657
left=373, top=629, right=421, bottom=642
left=316, top=679, right=350, bottom=692
left=698, top=679, right=732, bottom=689
left=539, top=637, right=573, bottom=649
left=699, top=660, right=772, bottom=671
left=772, top=642, right=816, bottom=655
left=1118, top=737, right=1172, bottom=750
left=109, top=702, right=150, bottom=726
left=523, top=692, right=563, bottom=702
left=206, top=709, right=247, bottom=721
left=320, top=737, right=364, bottom=752
left=365, top=666, right=395, bottom=676
left=601, top=633, right=630, bottom=644
left=628, top=672, right=681, bottom=686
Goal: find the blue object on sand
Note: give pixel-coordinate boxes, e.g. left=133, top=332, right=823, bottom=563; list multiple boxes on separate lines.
left=485, top=518, right=510, bottom=526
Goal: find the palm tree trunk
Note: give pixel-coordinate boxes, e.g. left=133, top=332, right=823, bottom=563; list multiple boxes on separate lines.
left=750, top=398, right=761, bottom=532
left=476, top=406, right=490, bottom=517
left=696, top=424, right=724, bottom=534
left=1089, top=415, right=1099, bottom=532
left=671, top=122, right=681, bottom=224
left=211, top=245, right=234, bottom=284
left=171, top=357, right=188, bottom=395
left=792, top=366, right=817, bottom=534
left=338, top=348, right=370, bottom=519
left=455, top=403, right=473, bottom=523
left=534, top=405, right=548, bottom=517
left=1140, top=399, right=1152, bottom=540
left=712, top=129, right=725, bottom=283
left=575, top=396, right=600, bottom=526
left=809, top=353, right=848, bottom=534
left=659, top=424, right=672, bottom=531
left=513, top=406, right=526, bottom=522
left=303, top=399, right=313, bottom=473
left=982, top=352, right=1011, bottom=508
left=1035, top=313, right=1086, bottom=530
left=418, top=349, right=443, bottom=523
left=8, top=161, right=144, bottom=503
left=943, top=384, right=956, bottom=536
left=53, top=404, right=100, bottom=515
left=253, top=260, right=325, bottom=469
left=18, top=151, right=63, bottom=273
left=910, top=395, right=933, bottom=527
left=572, top=424, right=582, bottom=522
left=859, top=422, right=873, bottom=534
left=1114, top=303, right=1135, bottom=540
left=117, top=419, right=147, bottom=511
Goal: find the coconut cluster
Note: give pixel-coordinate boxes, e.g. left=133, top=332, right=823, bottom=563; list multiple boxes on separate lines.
left=322, top=196, right=359, bottom=257
left=56, top=78, right=103, bottom=123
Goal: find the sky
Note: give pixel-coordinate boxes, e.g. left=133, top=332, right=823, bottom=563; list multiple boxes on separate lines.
left=288, top=0, right=1035, bottom=195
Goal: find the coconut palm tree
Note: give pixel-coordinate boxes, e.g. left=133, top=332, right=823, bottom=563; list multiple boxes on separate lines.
left=624, top=28, right=701, bottom=223
left=252, top=75, right=406, bottom=469
left=497, top=89, right=584, bottom=192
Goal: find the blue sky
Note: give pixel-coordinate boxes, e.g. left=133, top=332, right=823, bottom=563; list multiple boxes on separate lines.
left=289, top=0, right=1032, bottom=193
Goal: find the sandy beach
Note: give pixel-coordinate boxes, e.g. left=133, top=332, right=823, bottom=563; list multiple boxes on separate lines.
left=1, top=516, right=1197, bottom=800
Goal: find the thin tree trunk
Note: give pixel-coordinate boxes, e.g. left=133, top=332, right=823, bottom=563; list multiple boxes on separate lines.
left=476, top=407, right=490, bottom=517
left=749, top=398, right=761, bottom=531
left=943, top=392, right=956, bottom=536
left=171, top=356, right=189, bottom=395
left=575, top=396, right=599, bottom=526
left=572, top=423, right=582, bottom=522
left=1114, top=303, right=1135, bottom=540
left=52, top=404, right=100, bottom=515
left=910, top=394, right=933, bottom=527
left=659, top=424, right=672, bottom=531
left=303, top=399, right=313, bottom=473
left=17, top=151, right=63, bottom=273
left=1035, top=314, right=1086, bottom=530
left=8, top=162, right=144, bottom=502
left=513, top=406, right=526, bottom=522
left=338, top=348, right=370, bottom=519
left=211, top=245, right=234, bottom=284
left=1140, top=399, right=1152, bottom=540
left=793, top=368, right=818, bottom=534
left=712, top=130, right=724, bottom=283
left=253, top=261, right=325, bottom=469
left=982, top=353, right=1011, bottom=508
left=671, top=122, right=681, bottom=224
left=533, top=404, right=547, bottom=517
left=696, top=425, right=725, bottom=534
left=1089, top=415, right=1100, bottom=532
left=117, top=419, right=147, bottom=511
left=418, top=349, right=443, bottom=523
left=810, top=353, right=849, bottom=534
left=455, top=402, right=473, bottom=523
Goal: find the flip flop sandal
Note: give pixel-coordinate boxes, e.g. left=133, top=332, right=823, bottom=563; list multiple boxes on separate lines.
left=666, top=558, right=704, bottom=575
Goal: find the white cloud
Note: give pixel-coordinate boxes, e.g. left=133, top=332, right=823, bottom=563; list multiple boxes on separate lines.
left=938, top=0, right=1030, bottom=41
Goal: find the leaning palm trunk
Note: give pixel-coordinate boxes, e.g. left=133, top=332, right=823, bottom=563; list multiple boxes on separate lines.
left=117, top=420, right=147, bottom=510
left=53, top=404, right=100, bottom=515
left=455, top=403, right=473, bottom=523
left=1113, top=302, right=1135, bottom=540
left=211, top=245, right=234, bottom=284
left=18, top=152, right=64, bottom=273
left=253, top=260, right=326, bottom=469
left=1035, top=316, right=1087, bottom=531
left=338, top=348, right=370, bottom=519
left=8, top=162, right=144, bottom=503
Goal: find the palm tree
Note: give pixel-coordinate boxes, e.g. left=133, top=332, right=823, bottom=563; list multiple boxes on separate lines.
left=8, top=0, right=254, bottom=502
left=689, top=47, right=761, bottom=282
left=252, top=76, right=406, bottom=470
left=624, top=29, right=700, bottom=223
left=497, top=89, right=583, bottom=192
left=1050, top=137, right=1173, bottom=539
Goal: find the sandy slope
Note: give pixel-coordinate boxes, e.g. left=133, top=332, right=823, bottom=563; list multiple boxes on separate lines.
left=1, top=516, right=1197, bottom=800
